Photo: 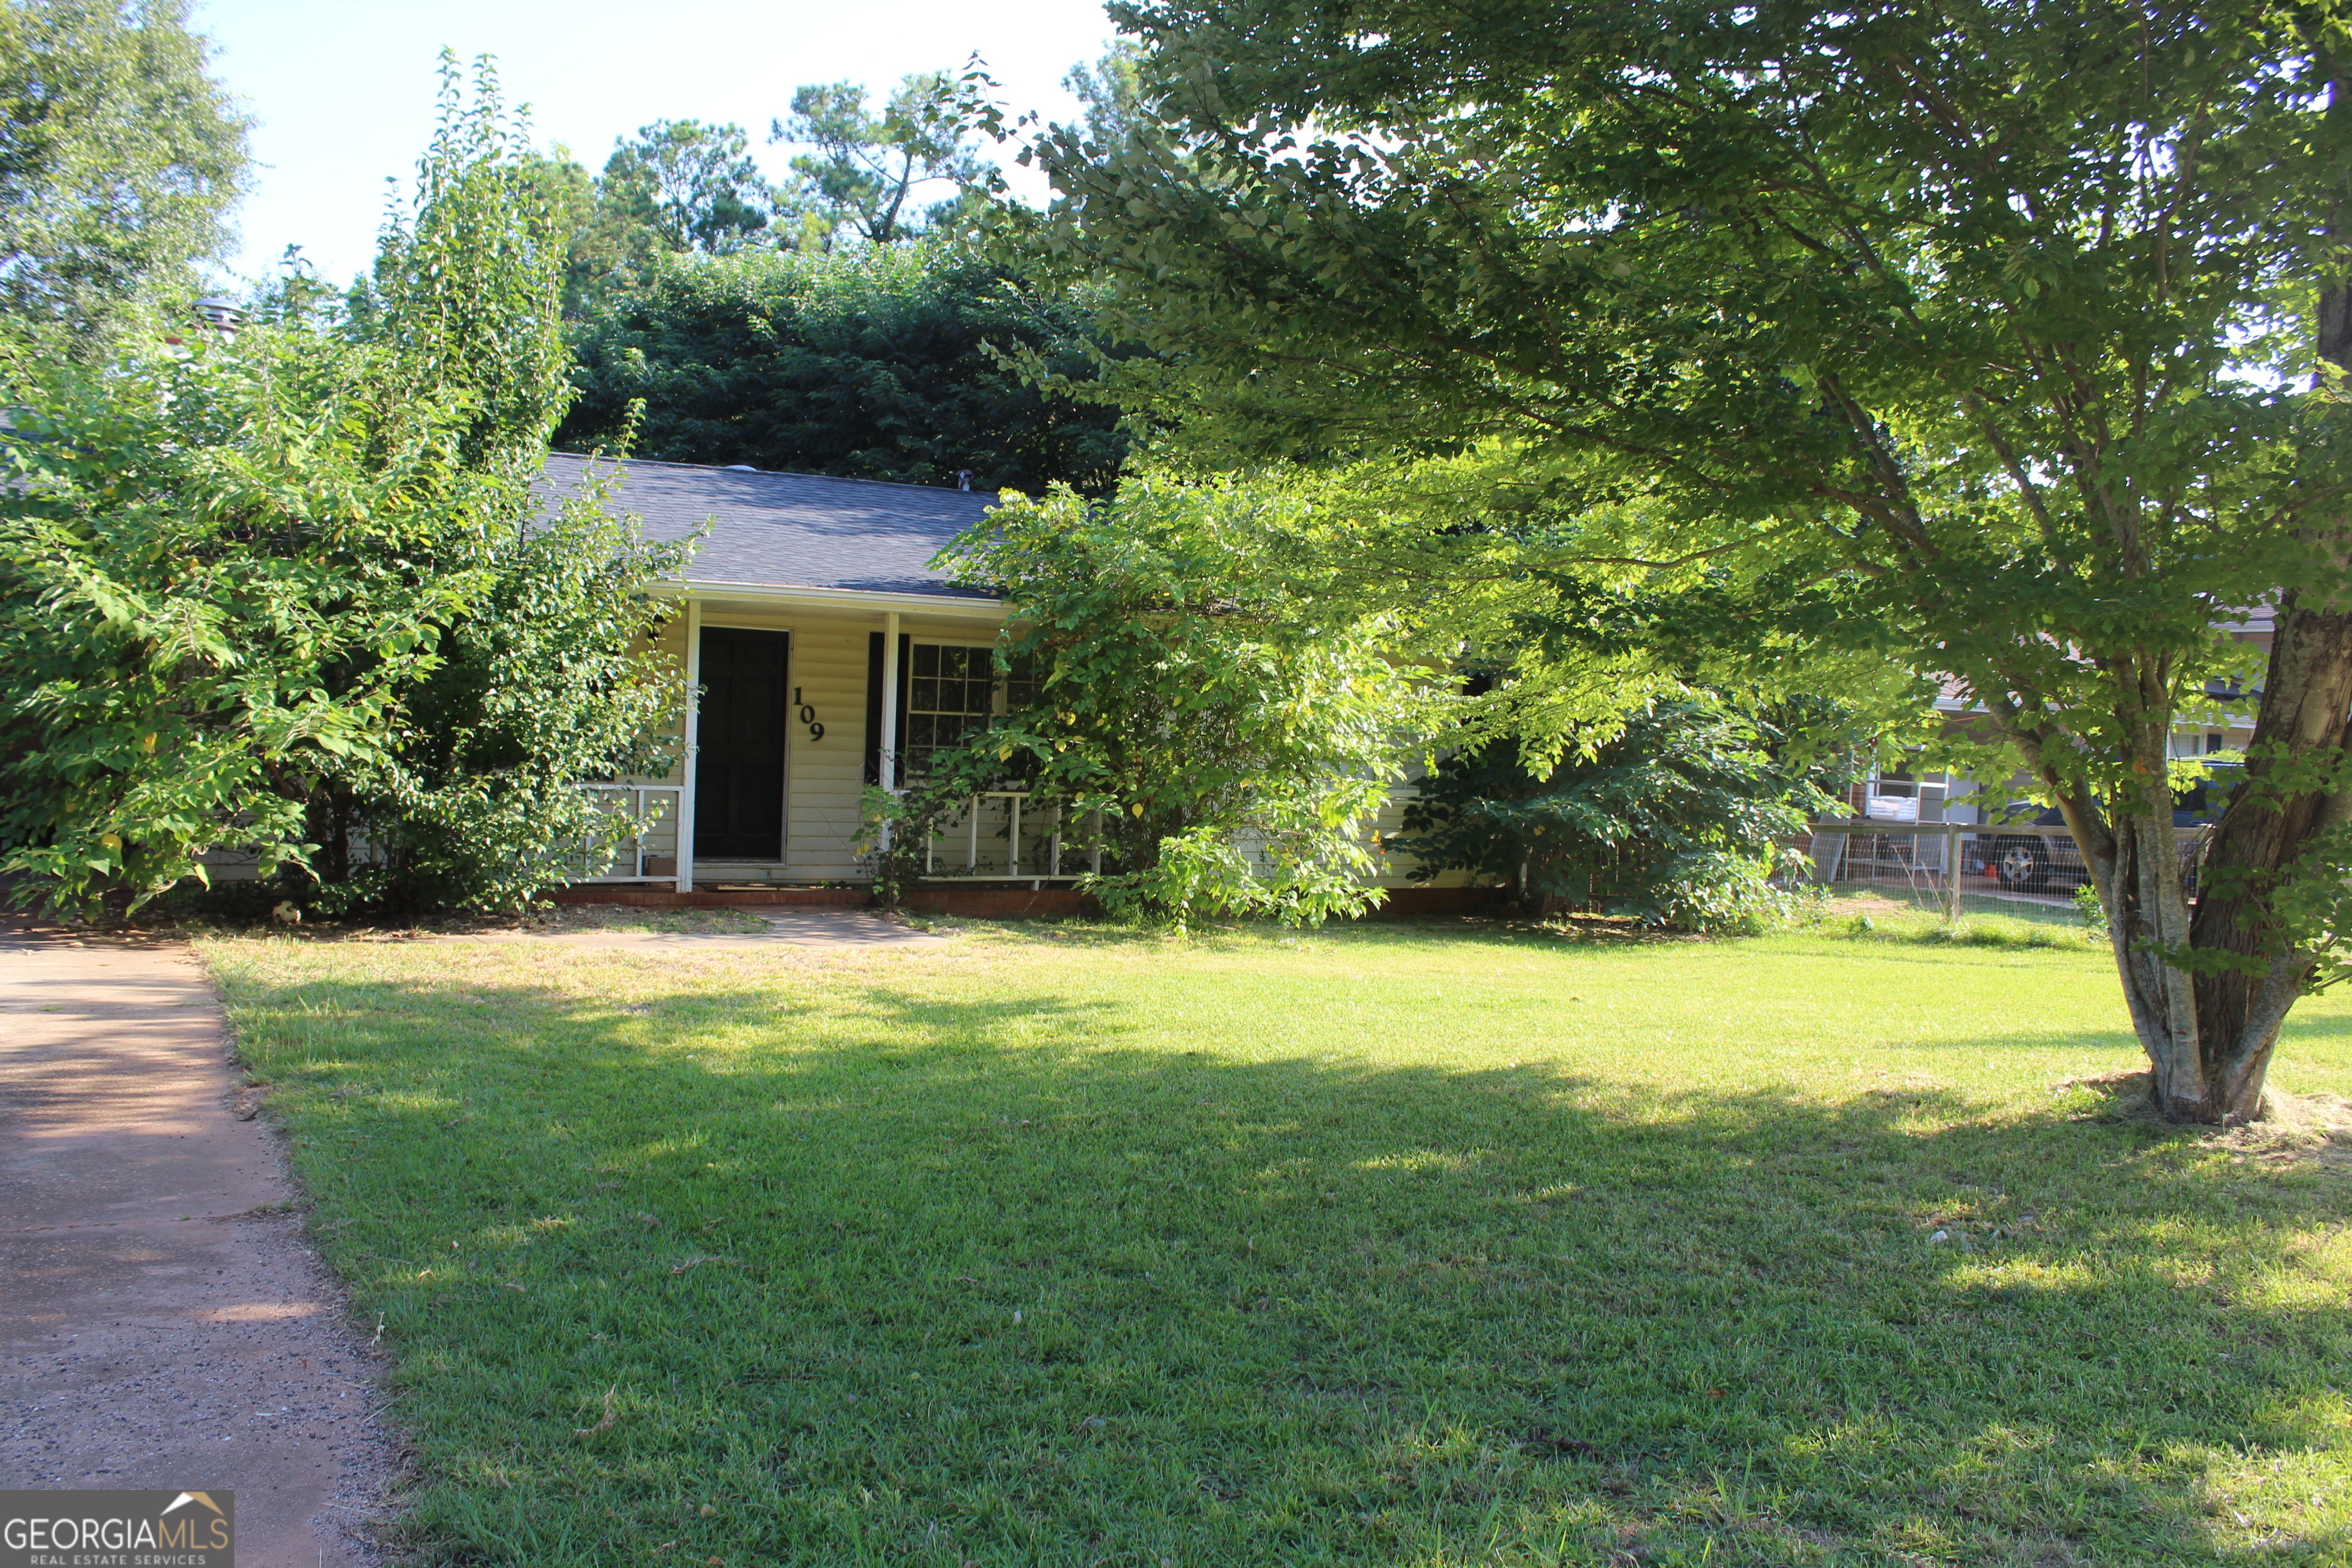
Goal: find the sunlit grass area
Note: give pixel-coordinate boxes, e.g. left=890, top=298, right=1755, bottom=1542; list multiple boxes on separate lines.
left=200, top=911, right=2352, bottom=1566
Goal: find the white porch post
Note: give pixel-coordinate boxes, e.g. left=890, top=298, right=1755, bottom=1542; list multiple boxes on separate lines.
left=877, top=611, right=901, bottom=851
left=675, top=597, right=702, bottom=893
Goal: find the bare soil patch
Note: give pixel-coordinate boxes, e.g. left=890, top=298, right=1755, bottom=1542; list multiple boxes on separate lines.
left=2058, top=1068, right=2352, bottom=1168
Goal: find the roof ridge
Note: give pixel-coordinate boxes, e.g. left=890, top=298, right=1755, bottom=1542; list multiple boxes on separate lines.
left=546, top=449, right=999, bottom=500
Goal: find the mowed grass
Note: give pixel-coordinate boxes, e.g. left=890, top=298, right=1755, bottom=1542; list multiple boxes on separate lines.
left=198, top=914, right=2352, bottom=1566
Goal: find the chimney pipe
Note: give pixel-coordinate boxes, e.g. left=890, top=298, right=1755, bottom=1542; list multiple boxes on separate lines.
left=191, top=296, right=247, bottom=337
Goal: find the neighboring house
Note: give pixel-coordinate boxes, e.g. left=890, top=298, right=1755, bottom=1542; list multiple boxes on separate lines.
left=1818, top=614, right=2269, bottom=893
left=1851, top=611, right=2271, bottom=831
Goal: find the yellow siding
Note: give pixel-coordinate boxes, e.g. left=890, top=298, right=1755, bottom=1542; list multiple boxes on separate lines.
left=781, top=612, right=876, bottom=879
left=683, top=600, right=1008, bottom=882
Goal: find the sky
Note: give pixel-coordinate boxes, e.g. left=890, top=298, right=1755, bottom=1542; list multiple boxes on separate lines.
left=188, top=0, right=1123, bottom=286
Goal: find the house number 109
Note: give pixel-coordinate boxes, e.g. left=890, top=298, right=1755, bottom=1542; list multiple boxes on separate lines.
left=793, top=687, right=823, bottom=742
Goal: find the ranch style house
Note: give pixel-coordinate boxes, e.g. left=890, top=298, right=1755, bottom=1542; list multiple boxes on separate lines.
left=553, top=453, right=1452, bottom=900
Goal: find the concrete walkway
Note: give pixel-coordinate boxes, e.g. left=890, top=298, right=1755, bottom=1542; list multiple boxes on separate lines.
left=461, top=907, right=955, bottom=951
left=0, top=924, right=390, bottom=1566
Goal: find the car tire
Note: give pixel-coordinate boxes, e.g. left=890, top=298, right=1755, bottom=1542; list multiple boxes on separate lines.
left=1996, top=838, right=2051, bottom=891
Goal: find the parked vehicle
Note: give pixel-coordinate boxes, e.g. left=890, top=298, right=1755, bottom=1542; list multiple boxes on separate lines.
left=1980, top=807, right=2082, bottom=893
left=1978, top=764, right=2239, bottom=893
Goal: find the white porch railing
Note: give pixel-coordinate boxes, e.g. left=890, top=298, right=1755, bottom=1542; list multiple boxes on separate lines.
left=917, top=792, right=1106, bottom=882
left=575, top=784, right=684, bottom=883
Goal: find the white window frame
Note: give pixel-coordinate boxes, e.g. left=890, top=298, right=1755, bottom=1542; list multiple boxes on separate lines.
left=903, top=639, right=1003, bottom=778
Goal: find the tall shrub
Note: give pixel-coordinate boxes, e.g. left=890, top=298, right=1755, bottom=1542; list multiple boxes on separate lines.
left=0, top=58, right=682, bottom=918
left=933, top=475, right=1429, bottom=926
left=324, top=61, right=688, bottom=912
left=1399, top=700, right=1844, bottom=932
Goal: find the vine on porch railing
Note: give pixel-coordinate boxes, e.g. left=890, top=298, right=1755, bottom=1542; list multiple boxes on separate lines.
left=854, top=740, right=1109, bottom=908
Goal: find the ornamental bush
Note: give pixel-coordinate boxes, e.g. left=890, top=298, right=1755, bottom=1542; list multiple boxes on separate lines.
left=1398, top=699, right=1846, bottom=933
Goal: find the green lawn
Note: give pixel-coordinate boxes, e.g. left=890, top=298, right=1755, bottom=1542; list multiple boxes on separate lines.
left=200, top=913, right=2352, bottom=1566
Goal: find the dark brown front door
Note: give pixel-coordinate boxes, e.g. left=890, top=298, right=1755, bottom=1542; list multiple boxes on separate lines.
left=694, top=629, right=789, bottom=861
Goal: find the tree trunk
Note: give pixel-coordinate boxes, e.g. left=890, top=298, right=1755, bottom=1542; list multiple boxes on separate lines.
left=2030, top=603, right=2352, bottom=1124
left=2157, top=262, right=2352, bottom=1120
left=2053, top=760, right=2208, bottom=1117
left=2058, top=260, right=2352, bottom=1123
left=2060, top=600, right=2352, bottom=1124
left=2177, top=596, right=2352, bottom=1120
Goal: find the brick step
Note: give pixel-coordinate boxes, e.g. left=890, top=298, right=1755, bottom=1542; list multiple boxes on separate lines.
left=551, top=884, right=1508, bottom=919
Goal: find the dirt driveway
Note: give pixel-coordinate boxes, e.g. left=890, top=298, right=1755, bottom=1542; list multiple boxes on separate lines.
left=0, top=923, right=392, bottom=1565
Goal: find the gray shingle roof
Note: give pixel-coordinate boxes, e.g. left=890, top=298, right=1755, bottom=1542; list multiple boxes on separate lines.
left=542, top=451, right=1001, bottom=600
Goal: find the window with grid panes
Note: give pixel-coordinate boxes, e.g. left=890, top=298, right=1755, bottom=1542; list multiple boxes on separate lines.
left=1004, top=653, right=1042, bottom=714
left=906, top=644, right=996, bottom=774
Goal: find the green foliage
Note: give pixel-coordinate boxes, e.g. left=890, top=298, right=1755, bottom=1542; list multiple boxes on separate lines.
left=598, top=119, right=773, bottom=256
left=364, top=61, right=573, bottom=475
left=853, top=743, right=1025, bottom=912
left=512, top=68, right=991, bottom=318
left=506, top=120, right=779, bottom=322
left=938, top=475, right=1432, bottom=927
left=328, top=60, right=689, bottom=913
left=514, top=149, right=632, bottom=316
left=1029, top=0, right=2352, bottom=1113
left=559, top=241, right=1127, bottom=491
left=0, top=57, right=682, bottom=918
left=1034, top=0, right=2327, bottom=746
left=1058, top=42, right=1151, bottom=152
left=0, top=0, right=247, bottom=350
left=0, top=325, right=479, bottom=914
left=327, top=458, right=687, bottom=914
left=1400, top=699, right=1841, bottom=933
left=773, top=71, right=990, bottom=247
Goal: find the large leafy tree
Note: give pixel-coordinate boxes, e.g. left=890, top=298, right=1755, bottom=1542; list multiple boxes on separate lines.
left=0, top=0, right=247, bottom=348
left=773, top=72, right=990, bottom=247
left=559, top=240, right=1128, bottom=492
left=0, top=59, right=680, bottom=917
left=505, top=126, right=773, bottom=318
left=599, top=119, right=773, bottom=255
left=515, top=148, right=652, bottom=317
left=1028, top=0, right=2352, bottom=1122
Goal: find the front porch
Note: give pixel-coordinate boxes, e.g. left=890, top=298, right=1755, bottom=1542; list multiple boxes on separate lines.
left=551, top=456, right=1492, bottom=910
left=577, top=583, right=1082, bottom=894
left=573, top=586, right=1498, bottom=910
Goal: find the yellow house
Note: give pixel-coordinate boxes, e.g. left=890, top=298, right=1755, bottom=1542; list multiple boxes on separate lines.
left=548, top=452, right=1030, bottom=892
left=551, top=453, right=1493, bottom=911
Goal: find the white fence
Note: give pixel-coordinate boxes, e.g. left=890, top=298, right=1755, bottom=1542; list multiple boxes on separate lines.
left=916, top=792, right=1106, bottom=882
left=575, top=784, right=683, bottom=883
left=570, top=785, right=1098, bottom=888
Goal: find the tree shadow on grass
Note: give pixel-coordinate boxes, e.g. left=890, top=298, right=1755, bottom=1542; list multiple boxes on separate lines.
left=223, top=967, right=2352, bottom=1568
left=2273, top=1009, right=2352, bottom=1045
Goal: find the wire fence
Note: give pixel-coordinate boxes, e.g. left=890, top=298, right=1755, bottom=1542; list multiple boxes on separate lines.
left=1815, top=878, right=2089, bottom=926
left=1805, top=820, right=2210, bottom=924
